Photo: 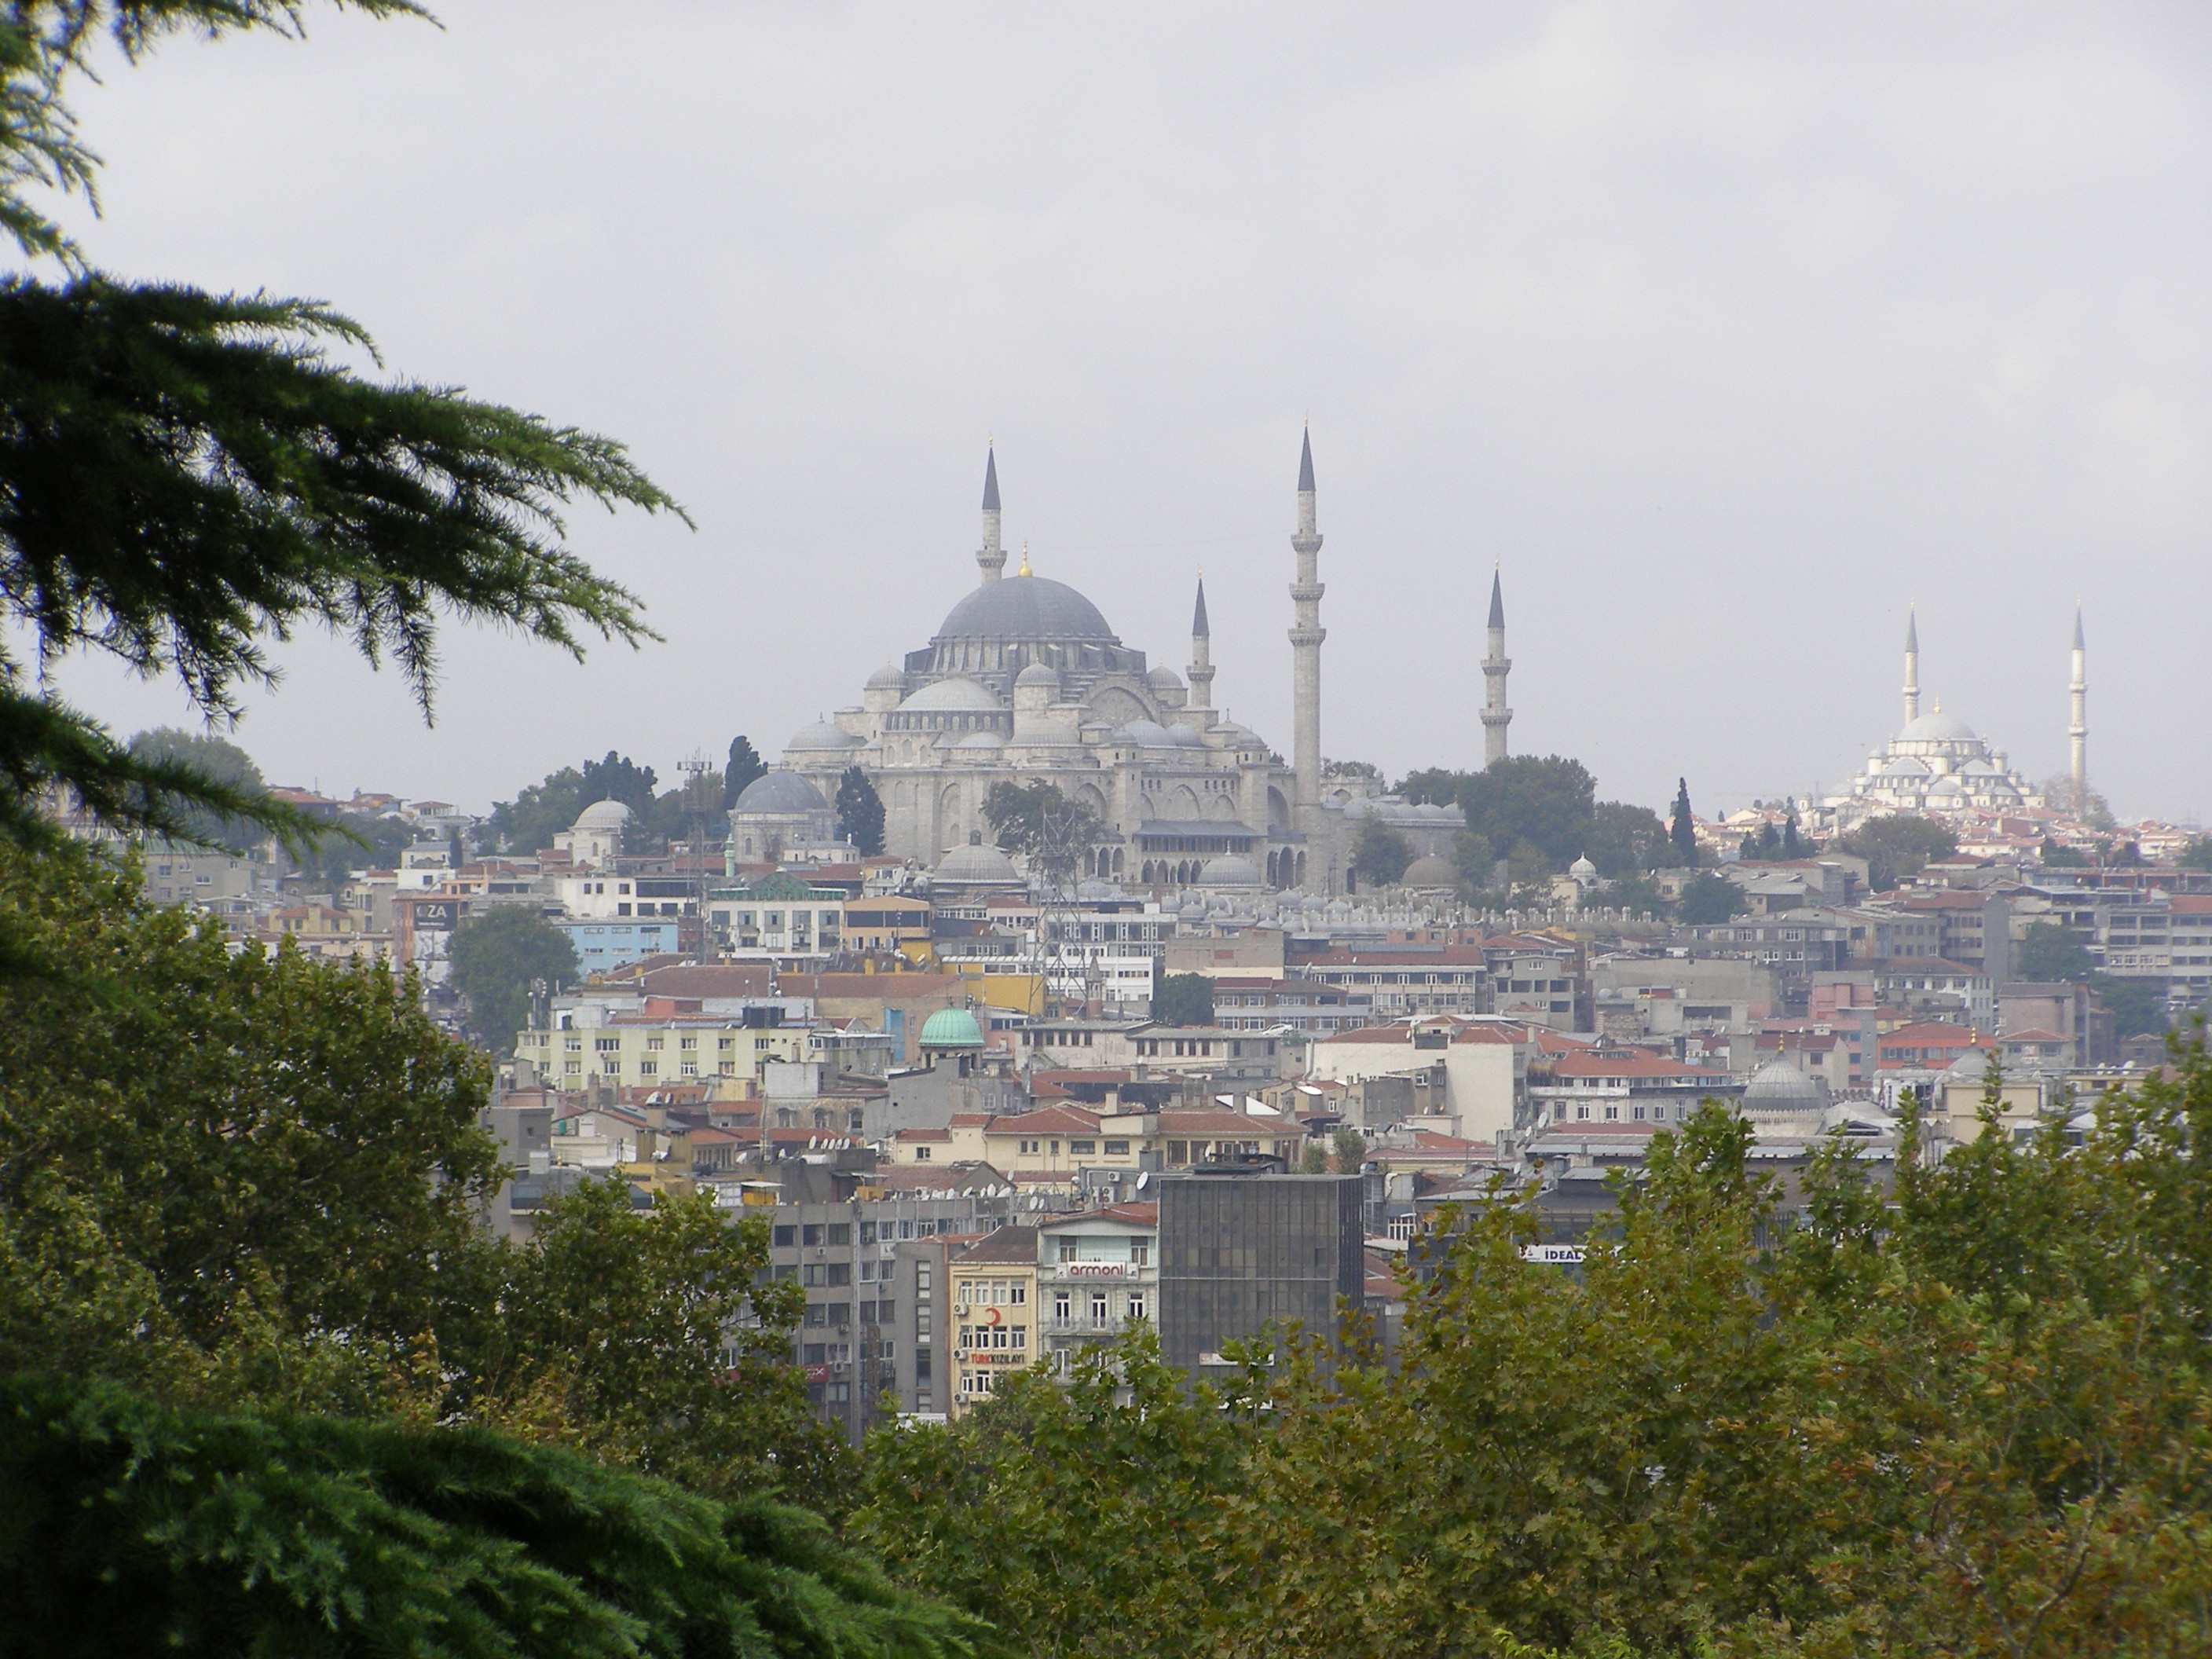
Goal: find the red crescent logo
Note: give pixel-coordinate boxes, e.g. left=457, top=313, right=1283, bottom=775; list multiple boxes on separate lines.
left=985, top=1306, right=1002, bottom=1326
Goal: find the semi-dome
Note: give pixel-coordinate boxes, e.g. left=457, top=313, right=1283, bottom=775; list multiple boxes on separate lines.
left=1118, top=720, right=1177, bottom=748
left=1198, top=854, right=1263, bottom=888
left=935, top=837, right=1021, bottom=884
left=899, top=676, right=1002, bottom=712
left=787, top=719, right=861, bottom=751
left=918, top=1006, right=985, bottom=1050
left=932, top=575, right=1117, bottom=644
left=1402, top=855, right=1459, bottom=888
left=1743, top=1057, right=1826, bottom=1115
left=573, top=798, right=632, bottom=831
left=733, top=771, right=829, bottom=815
left=951, top=729, right=1006, bottom=749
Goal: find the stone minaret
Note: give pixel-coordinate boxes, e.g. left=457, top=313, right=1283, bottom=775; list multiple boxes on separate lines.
left=1288, top=427, right=1326, bottom=810
left=976, top=445, right=1005, bottom=584
left=2069, top=606, right=2089, bottom=815
left=1480, top=566, right=1513, bottom=766
left=1903, top=608, right=1921, bottom=725
left=1187, top=577, right=1215, bottom=716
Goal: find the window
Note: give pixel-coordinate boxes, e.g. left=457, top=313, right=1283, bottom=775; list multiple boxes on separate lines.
left=1069, top=1140, right=1096, bottom=1155
left=802, top=1264, right=825, bottom=1287
left=773, top=1225, right=796, bottom=1248
left=638, top=1060, right=656, bottom=1077
left=679, top=1035, right=697, bottom=1051
left=595, top=1037, right=618, bottom=1052
left=827, top=1263, right=851, bottom=1287
left=802, top=1224, right=824, bottom=1247
left=1104, top=1139, right=1130, bottom=1155
left=1054, top=1290, right=1071, bottom=1321
left=645, top=1035, right=664, bottom=1051
left=859, top=1221, right=877, bottom=1244
left=826, top=1223, right=852, bottom=1246
left=1090, top=1292, right=1109, bottom=1327
left=915, top=1146, right=932, bottom=1161
left=1130, top=1237, right=1152, bottom=1266
left=1127, top=1291, right=1147, bottom=1321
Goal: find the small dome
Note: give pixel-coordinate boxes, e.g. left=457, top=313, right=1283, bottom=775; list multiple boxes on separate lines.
left=1402, top=855, right=1459, bottom=887
left=1881, top=757, right=1929, bottom=778
left=1147, top=665, right=1185, bottom=690
left=573, top=798, right=632, bottom=832
left=899, top=676, right=1002, bottom=713
left=1930, top=777, right=1965, bottom=797
left=918, top=1007, right=985, bottom=1050
left=1167, top=723, right=1206, bottom=748
left=733, top=771, right=829, bottom=815
left=1015, top=661, right=1060, bottom=689
left=1569, top=853, right=1599, bottom=878
left=952, top=729, right=1006, bottom=749
left=936, top=838, right=1021, bottom=884
left=1743, top=1057, right=1826, bottom=1112
left=788, top=719, right=861, bottom=751
left=1198, top=855, right=1263, bottom=889
left=866, top=661, right=906, bottom=690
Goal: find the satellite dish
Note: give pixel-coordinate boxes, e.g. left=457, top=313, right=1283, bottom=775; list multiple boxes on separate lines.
left=1136, top=1170, right=1150, bottom=1190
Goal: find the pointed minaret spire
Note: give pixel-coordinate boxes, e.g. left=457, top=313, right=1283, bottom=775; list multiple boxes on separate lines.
left=976, top=444, right=1005, bottom=585
left=2069, top=605, right=2089, bottom=817
left=1481, top=563, right=1512, bottom=765
left=1188, top=575, right=1215, bottom=716
left=1903, top=606, right=1921, bottom=725
left=1288, top=425, right=1326, bottom=816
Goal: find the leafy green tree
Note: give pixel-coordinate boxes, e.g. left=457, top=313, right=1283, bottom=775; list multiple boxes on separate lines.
left=2042, top=835, right=2088, bottom=867
left=446, top=905, right=578, bottom=1054
left=1463, top=756, right=1598, bottom=867
left=1452, top=829, right=1496, bottom=886
left=579, top=750, right=659, bottom=815
left=983, top=779, right=1099, bottom=885
left=0, top=840, right=502, bottom=1413
left=488, top=763, right=587, bottom=854
left=484, top=1177, right=852, bottom=1509
left=0, top=6, right=678, bottom=853
left=1584, top=800, right=1668, bottom=877
left=1351, top=818, right=1412, bottom=886
left=837, top=765, right=888, bottom=855
left=0, top=1375, right=989, bottom=1659
left=1332, top=1127, right=1367, bottom=1175
left=1297, top=1142, right=1331, bottom=1174
left=726, top=733, right=768, bottom=808
left=301, top=808, right=413, bottom=886
left=2091, top=973, right=2167, bottom=1039
left=1837, top=813, right=1957, bottom=891
left=1668, top=776, right=1699, bottom=866
left=1603, top=872, right=1673, bottom=917
left=2015, top=919, right=2094, bottom=983
left=1152, top=972, right=1214, bottom=1027
left=123, top=727, right=267, bottom=849
left=2177, top=835, right=2212, bottom=872
left=1677, top=870, right=1747, bottom=925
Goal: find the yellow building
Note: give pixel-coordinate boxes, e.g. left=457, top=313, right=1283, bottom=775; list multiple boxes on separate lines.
left=519, top=1018, right=811, bottom=1089
left=949, top=1226, right=1041, bottom=1417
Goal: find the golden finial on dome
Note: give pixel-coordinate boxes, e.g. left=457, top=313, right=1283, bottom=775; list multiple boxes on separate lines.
left=1017, top=540, right=1032, bottom=577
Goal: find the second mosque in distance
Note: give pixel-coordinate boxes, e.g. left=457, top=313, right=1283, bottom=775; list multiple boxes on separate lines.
left=758, top=432, right=1489, bottom=896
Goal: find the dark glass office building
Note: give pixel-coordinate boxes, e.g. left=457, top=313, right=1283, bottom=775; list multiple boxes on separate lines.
left=1159, top=1172, right=1364, bottom=1372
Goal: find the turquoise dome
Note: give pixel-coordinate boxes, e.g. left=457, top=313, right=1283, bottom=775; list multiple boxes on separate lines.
left=918, top=1007, right=985, bottom=1050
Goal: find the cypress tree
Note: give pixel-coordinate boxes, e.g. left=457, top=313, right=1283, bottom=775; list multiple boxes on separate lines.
left=1669, top=778, right=1699, bottom=866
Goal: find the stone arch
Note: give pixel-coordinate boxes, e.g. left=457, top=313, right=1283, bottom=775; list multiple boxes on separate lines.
left=1090, top=685, right=1148, bottom=726
left=1267, top=786, right=1291, bottom=831
left=1169, top=784, right=1200, bottom=819
left=1111, top=848, right=1124, bottom=875
left=1209, top=793, right=1237, bottom=820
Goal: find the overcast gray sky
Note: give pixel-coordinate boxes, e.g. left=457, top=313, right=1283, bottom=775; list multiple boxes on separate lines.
left=35, top=1, right=2212, bottom=822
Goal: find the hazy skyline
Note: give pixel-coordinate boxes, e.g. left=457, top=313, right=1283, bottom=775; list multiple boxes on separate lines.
left=27, top=2, right=2212, bottom=822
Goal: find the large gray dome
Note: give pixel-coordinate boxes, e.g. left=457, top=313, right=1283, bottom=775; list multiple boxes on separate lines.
left=733, top=771, right=828, bottom=815
left=933, top=575, right=1118, bottom=644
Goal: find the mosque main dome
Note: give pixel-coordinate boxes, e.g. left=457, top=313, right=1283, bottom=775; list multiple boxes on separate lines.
left=932, top=574, right=1119, bottom=645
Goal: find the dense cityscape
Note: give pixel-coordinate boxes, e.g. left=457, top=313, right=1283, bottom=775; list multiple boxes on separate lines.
left=78, top=434, right=2212, bottom=1448
left=5, top=5, right=2210, bottom=1655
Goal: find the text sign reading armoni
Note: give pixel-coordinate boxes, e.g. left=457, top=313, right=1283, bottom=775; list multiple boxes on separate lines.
left=1519, top=1244, right=1586, bottom=1265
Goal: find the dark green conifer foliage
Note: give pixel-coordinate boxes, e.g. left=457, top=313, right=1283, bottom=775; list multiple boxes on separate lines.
left=0, top=7, right=683, bottom=853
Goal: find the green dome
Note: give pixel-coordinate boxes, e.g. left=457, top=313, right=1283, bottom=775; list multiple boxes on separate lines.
left=918, top=1007, right=985, bottom=1050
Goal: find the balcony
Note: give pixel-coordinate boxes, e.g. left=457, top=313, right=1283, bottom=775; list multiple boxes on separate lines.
left=1044, top=1315, right=1143, bottom=1339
